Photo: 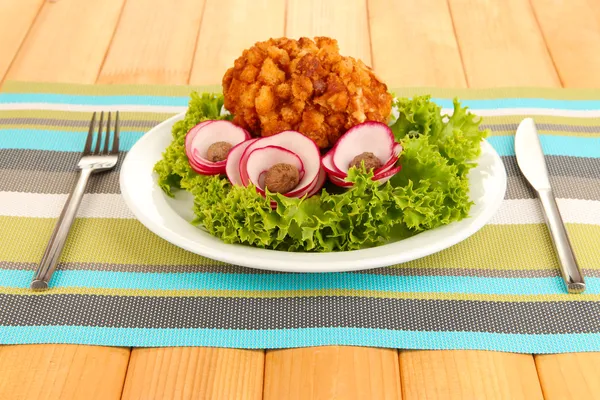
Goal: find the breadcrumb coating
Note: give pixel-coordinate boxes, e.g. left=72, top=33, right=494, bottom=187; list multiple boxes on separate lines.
left=223, top=37, right=393, bottom=149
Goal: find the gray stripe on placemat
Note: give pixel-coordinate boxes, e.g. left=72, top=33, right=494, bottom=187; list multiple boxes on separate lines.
left=4, top=167, right=599, bottom=201
left=502, top=155, right=600, bottom=179
left=0, top=149, right=126, bottom=173
left=1, top=295, right=599, bottom=334
left=4, top=149, right=599, bottom=177
left=5, top=261, right=599, bottom=278
left=0, top=118, right=162, bottom=129
left=1, top=149, right=599, bottom=201
left=0, top=169, right=121, bottom=194
left=505, top=176, right=600, bottom=200
left=482, top=123, right=600, bottom=134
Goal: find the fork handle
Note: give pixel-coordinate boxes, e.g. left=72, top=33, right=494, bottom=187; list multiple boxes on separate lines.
left=538, top=188, right=586, bottom=294
left=31, top=168, right=93, bottom=290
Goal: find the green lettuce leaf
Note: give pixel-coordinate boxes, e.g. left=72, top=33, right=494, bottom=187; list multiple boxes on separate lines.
left=153, top=92, right=230, bottom=196
left=431, top=98, right=489, bottom=176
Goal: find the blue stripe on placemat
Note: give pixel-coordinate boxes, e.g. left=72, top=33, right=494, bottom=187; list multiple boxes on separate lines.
left=2, top=128, right=600, bottom=158
left=0, top=326, right=598, bottom=353
left=2, top=93, right=600, bottom=110
left=2, top=269, right=599, bottom=295
left=0, top=129, right=144, bottom=152
left=487, top=135, right=600, bottom=158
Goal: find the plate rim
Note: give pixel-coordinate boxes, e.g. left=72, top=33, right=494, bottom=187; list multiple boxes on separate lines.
left=120, top=112, right=508, bottom=273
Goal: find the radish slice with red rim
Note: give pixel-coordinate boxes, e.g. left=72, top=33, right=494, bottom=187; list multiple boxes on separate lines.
left=328, top=173, right=353, bottom=187
left=331, top=122, right=395, bottom=174
left=239, top=130, right=320, bottom=194
left=246, top=146, right=305, bottom=191
left=374, top=165, right=402, bottom=184
left=321, top=152, right=345, bottom=178
left=186, top=120, right=250, bottom=175
left=185, top=120, right=213, bottom=152
left=308, top=168, right=327, bottom=196
left=226, top=138, right=258, bottom=186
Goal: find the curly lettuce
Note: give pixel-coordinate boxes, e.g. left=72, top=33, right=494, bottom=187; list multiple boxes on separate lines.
left=153, top=92, right=488, bottom=252
left=154, top=92, right=230, bottom=196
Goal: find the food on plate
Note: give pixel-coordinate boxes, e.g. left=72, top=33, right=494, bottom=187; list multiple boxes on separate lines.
left=153, top=37, right=489, bottom=253
left=222, top=37, right=393, bottom=149
left=321, top=121, right=402, bottom=187
left=185, top=120, right=250, bottom=175
left=226, top=130, right=325, bottom=201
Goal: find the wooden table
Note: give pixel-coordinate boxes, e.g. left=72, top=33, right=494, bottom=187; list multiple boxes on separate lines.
left=1, top=0, right=599, bottom=399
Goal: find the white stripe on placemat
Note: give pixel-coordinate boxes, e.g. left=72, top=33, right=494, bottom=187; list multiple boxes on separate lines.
left=489, top=198, right=600, bottom=225
left=0, top=192, right=134, bottom=219
left=2, top=192, right=600, bottom=225
left=0, top=102, right=600, bottom=117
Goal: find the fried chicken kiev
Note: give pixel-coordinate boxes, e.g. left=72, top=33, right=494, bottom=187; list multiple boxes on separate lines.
left=222, top=37, right=393, bottom=149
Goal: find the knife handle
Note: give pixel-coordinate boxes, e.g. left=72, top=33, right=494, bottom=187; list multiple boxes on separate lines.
left=538, top=189, right=585, bottom=294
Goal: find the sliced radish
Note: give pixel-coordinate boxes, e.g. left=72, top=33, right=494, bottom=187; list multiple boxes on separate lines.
left=246, top=146, right=305, bottom=191
left=328, top=174, right=353, bottom=187
left=373, top=165, right=402, bottom=185
left=331, top=122, right=395, bottom=174
left=307, top=168, right=327, bottom=196
left=322, top=122, right=402, bottom=188
left=321, top=152, right=345, bottom=179
left=239, top=130, right=320, bottom=194
left=186, top=120, right=250, bottom=175
left=226, top=138, right=258, bottom=186
left=185, top=120, right=213, bottom=152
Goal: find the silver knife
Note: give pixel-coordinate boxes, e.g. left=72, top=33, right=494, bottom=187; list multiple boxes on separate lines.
left=515, top=118, right=585, bottom=294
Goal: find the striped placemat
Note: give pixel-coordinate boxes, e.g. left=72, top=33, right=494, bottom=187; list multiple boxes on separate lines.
left=1, top=81, right=599, bottom=353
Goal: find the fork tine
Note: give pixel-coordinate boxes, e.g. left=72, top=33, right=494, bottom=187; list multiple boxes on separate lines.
left=83, top=112, right=96, bottom=155
left=93, top=111, right=104, bottom=154
left=103, top=112, right=112, bottom=155
left=112, top=111, right=120, bottom=155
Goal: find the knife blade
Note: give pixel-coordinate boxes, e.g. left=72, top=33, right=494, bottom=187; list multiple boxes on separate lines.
left=515, top=118, right=585, bottom=294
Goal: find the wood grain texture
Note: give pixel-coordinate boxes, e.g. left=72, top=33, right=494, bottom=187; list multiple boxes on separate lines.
left=530, top=0, right=600, bottom=87
left=286, top=0, right=372, bottom=65
left=5, top=0, right=125, bottom=84
left=0, top=344, right=130, bottom=400
left=264, top=346, right=401, bottom=400
left=369, top=0, right=466, bottom=87
left=0, top=0, right=44, bottom=83
left=98, top=0, right=206, bottom=85
left=535, top=353, right=600, bottom=400
left=189, top=0, right=285, bottom=85
left=121, top=347, right=264, bottom=400
left=400, top=350, right=544, bottom=400
left=448, top=0, right=560, bottom=87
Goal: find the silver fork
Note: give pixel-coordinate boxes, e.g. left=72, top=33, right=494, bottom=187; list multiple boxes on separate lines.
left=31, top=111, right=120, bottom=290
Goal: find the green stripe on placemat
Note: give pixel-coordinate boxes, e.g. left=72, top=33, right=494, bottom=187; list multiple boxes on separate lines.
left=1, top=81, right=599, bottom=353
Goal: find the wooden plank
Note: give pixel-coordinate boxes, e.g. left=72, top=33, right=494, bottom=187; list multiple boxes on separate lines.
left=369, top=0, right=466, bottom=87
left=286, top=0, right=372, bottom=65
left=0, top=0, right=44, bottom=83
left=98, top=0, right=206, bottom=85
left=0, top=344, right=130, bottom=400
left=535, top=353, right=600, bottom=400
left=263, top=346, right=401, bottom=400
left=530, top=0, right=600, bottom=87
left=447, top=0, right=560, bottom=87
left=121, top=347, right=264, bottom=400
left=188, top=0, right=285, bottom=85
left=400, top=350, right=544, bottom=400
left=5, top=0, right=125, bottom=84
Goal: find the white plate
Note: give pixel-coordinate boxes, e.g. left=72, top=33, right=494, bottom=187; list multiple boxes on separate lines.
left=120, top=113, right=507, bottom=273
